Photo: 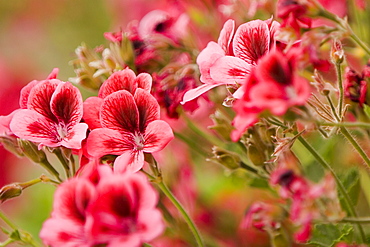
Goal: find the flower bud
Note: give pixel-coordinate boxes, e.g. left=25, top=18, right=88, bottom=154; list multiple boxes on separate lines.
left=248, top=144, right=266, bottom=167
left=0, top=183, right=22, bottom=203
left=331, top=39, right=344, bottom=65
left=0, top=136, right=23, bottom=157
left=18, top=139, right=47, bottom=163
left=209, top=111, right=233, bottom=141
left=208, top=146, right=241, bottom=170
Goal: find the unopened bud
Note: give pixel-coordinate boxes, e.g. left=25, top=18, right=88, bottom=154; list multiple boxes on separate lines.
left=0, top=183, right=22, bottom=203
left=18, top=139, right=47, bottom=163
left=209, top=111, right=233, bottom=141
left=331, top=39, right=344, bottom=65
left=248, top=144, right=266, bottom=166
left=208, top=146, right=241, bottom=170
left=0, top=136, right=23, bottom=157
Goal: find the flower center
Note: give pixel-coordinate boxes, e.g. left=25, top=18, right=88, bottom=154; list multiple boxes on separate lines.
left=56, top=123, right=68, bottom=141
left=133, top=133, right=145, bottom=151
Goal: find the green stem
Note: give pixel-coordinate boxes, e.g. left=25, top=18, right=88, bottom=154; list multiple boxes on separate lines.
left=297, top=136, right=366, bottom=242
left=0, top=238, right=14, bottom=247
left=39, top=159, right=62, bottom=182
left=0, top=211, right=16, bottom=230
left=342, top=217, right=370, bottom=224
left=53, top=148, right=70, bottom=178
left=318, top=122, right=370, bottom=128
left=157, top=181, right=204, bottom=247
left=335, top=62, right=344, bottom=119
left=339, top=127, right=370, bottom=168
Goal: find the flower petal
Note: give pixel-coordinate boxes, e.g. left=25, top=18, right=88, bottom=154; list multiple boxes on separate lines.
left=143, top=120, right=173, bottom=153
left=10, top=109, right=60, bottom=147
left=51, top=82, right=84, bottom=128
left=19, top=80, right=40, bottom=109
left=114, top=151, right=144, bottom=173
left=233, top=20, right=270, bottom=64
left=98, top=69, right=137, bottom=98
left=134, top=89, right=160, bottom=132
left=27, top=80, right=61, bottom=121
left=210, top=56, right=252, bottom=85
left=100, top=90, right=139, bottom=133
left=87, top=128, right=133, bottom=158
left=135, top=73, right=152, bottom=92
left=60, top=123, right=88, bottom=150
left=218, top=19, right=235, bottom=54
left=181, top=83, right=220, bottom=104
left=83, top=97, right=103, bottom=130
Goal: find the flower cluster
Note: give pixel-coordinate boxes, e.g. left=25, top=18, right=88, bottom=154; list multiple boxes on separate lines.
left=1, top=0, right=370, bottom=246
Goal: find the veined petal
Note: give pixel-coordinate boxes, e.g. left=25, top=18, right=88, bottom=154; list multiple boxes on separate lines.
left=83, top=97, right=103, bottom=130
left=233, top=20, right=270, bottom=64
left=99, top=69, right=137, bottom=98
left=210, top=56, right=252, bottom=85
left=60, top=123, right=88, bottom=150
left=51, top=82, right=84, bottom=129
left=27, top=80, right=61, bottom=121
left=135, top=73, right=152, bottom=92
left=100, top=90, right=139, bottom=133
left=19, top=80, right=40, bottom=109
left=10, top=109, right=60, bottom=147
left=114, top=151, right=145, bottom=173
left=46, top=68, right=59, bottom=80
left=134, top=89, right=160, bottom=132
left=86, top=128, right=134, bottom=158
left=181, top=83, right=220, bottom=104
left=218, top=19, right=235, bottom=53
left=143, top=120, right=173, bottom=153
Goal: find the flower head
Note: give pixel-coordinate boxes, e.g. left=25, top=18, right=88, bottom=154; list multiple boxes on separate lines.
left=87, top=89, right=173, bottom=173
left=10, top=79, right=87, bottom=149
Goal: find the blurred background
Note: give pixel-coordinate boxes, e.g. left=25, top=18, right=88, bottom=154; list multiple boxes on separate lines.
left=0, top=0, right=126, bottom=243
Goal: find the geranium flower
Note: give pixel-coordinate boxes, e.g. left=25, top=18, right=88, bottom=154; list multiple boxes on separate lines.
left=232, top=49, right=310, bottom=141
left=40, top=165, right=164, bottom=247
left=83, top=68, right=152, bottom=130
left=10, top=80, right=88, bottom=149
left=182, top=18, right=279, bottom=103
left=87, top=89, right=173, bottom=173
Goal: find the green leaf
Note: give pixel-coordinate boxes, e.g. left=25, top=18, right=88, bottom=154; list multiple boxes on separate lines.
left=339, top=169, right=361, bottom=209
left=308, top=223, right=353, bottom=247
left=363, top=104, right=370, bottom=119
left=248, top=176, right=270, bottom=188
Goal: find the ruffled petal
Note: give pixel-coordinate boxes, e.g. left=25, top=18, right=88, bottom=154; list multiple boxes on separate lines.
left=100, top=90, right=139, bottom=133
left=99, top=69, right=137, bottom=98
left=143, top=120, right=173, bottom=153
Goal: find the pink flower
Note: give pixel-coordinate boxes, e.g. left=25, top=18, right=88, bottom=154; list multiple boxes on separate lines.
left=86, top=170, right=164, bottom=246
left=231, top=49, right=310, bottom=141
left=40, top=165, right=164, bottom=247
left=182, top=18, right=279, bottom=103
left=87, top=89, right=173, bottom=173
left=83, top=68, right=152, bottom=130
left=10, top=79, right=88, bottom=149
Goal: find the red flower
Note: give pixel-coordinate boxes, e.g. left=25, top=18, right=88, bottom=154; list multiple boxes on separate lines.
left=232, top=49, right=310, bottom=141
left=87, top=89, right=173, bottom=173
left=10, top=79, right=88, bottom=149
left=40, top=165, right=164, bottom=247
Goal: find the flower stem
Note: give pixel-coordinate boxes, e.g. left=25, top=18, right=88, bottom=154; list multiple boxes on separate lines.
left=53, top=148, right=70, bottom=178
left=143, top=155, right=204, bottom=247
left=339, top=127, right=370, bottom=168
left=342, top=217, right=370, bottom=224
left=39, top=159, right=62, bottom=182
left=0, top=211, right=16, bottom=230
left=297, top=136, right=366, bottom=242
left=157, top=180, right=204, bottom=247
